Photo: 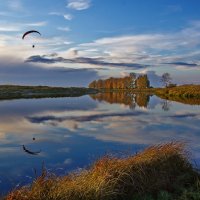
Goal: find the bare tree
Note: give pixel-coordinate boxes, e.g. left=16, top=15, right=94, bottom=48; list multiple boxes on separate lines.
left=161, top=73, right=172, bottom=87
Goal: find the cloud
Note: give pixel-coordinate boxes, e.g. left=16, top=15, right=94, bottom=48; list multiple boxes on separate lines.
left=26, top=55, right=148, bottom=69
left=75, top=21, right=200, bottom=68
left=0, top=21, right=47, bottom=33
left=63, top=14, right=73, bottom=20
left=57, top=27, right=71, bottom=32
left=63, top=49, right=79, bottom=58
left=0, top=26, right=20, bottom=32
left=0, top=57, right=99, bottom=87
left=163, top=62, right=198, bottom=67
left=169, top=113, right=199, bottom=119
left=49, top=12, right=73, bottom=20
left=67, top=0, right=91, bottom=10
left=26, top=21, right=47, bottom=27
left=7, top=0, right=23, bottom=11
left=27, top=111, right=146, bottom=124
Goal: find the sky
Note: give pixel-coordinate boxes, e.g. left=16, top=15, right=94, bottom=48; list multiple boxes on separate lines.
left=0, top=0, right=200, bottom=86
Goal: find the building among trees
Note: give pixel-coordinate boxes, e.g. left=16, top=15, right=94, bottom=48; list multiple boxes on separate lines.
left=89, top=73, right=150, bottom=89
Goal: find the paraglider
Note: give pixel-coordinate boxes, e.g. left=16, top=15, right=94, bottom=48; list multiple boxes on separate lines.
left=22, top=30, right=41, bottom=48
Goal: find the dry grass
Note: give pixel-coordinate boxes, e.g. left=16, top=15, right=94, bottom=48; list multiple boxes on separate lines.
left=6, top=142, right=200, bottom=200
left=155, top=85, right=200, bottom=98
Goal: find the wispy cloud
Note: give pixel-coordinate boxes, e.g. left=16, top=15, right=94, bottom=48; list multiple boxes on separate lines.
left=0, top=26, right=20, bottom=32
left=163, top=62, right=198, bottom=67
left=26, top=21, right=47, bottom=27
left=7, top=0, right=23, bottom=11
left=26, top=55, right=148, bottom=70
left=0, top=20, right=47, bottom=33
left=74, top=21, right=200, bottom=69
left=57, top=27, right=71, bottom=32
left=67, top=0, right=91, bottom=10
left=49, top=12, right=73, bottom=20
left=63, top=14, right=73, bottom=20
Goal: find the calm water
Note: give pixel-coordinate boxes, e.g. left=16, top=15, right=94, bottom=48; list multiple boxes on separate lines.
left=0, top=93, right=200, bottom=194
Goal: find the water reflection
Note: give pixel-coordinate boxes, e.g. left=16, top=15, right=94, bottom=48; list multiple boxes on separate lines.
left=0, top=94, right=200, bottom=194
left=90, top=92, right=150, bottom=109
left=22, top=145, right=41, bottom=155
left=161, top=100, right=171, bottom=111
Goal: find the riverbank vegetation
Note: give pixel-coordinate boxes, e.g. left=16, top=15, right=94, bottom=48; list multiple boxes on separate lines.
left=89, top=73, right=200, bottom=100
left=0, top=85, right=98, bottom=100
left=155, top=84, right=200, bottom=98
left=6, top=143, right=200, bottom=200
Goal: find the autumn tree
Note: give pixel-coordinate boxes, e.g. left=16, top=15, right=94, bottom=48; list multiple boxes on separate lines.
left=88, top=80, right=97, bottom=88
left=96, top=79, right=104, bottom=88
left=136, top=75, right=150, bottom=89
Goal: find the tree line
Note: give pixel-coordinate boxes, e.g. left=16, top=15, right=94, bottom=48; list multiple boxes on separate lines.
left=89, top=72, right=175, bottom=89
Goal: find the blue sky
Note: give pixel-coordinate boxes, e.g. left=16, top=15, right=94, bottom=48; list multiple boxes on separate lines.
left=0, top=0, right=200, bottom=86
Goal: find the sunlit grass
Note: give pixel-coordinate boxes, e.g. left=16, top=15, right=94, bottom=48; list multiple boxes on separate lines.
left=155, top=85, right=200, bottom=105
left=155, top=84, right=200, bottom=98
left=6, top=142, right=200, bottom=200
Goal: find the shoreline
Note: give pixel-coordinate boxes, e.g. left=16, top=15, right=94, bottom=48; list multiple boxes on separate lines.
left=0, top=85, right=200, bottom=106
left=5, top=142, right=200, bottom=200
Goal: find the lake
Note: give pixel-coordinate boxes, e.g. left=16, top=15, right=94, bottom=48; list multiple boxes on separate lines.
left=0, top=92, right=200, bottom=194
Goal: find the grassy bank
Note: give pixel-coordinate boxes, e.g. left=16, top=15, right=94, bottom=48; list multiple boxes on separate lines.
left=0, top=85, right=98, bottom=100
left=154, top=85, right=200, bottom=98
left=6, top=143, right=200, bottom=200
left=154, top=85, right=200, bottom=105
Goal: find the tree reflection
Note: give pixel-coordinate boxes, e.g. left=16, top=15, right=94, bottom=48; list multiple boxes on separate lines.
left=161, top=100, right=171, bottom=111
left=90, top=92, right=150, bottom=109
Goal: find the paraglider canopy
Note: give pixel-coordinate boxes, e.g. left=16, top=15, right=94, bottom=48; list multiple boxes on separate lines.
left=22, top=30, right=41, bottom=39
left=22, top=30, right=41, bottom=48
